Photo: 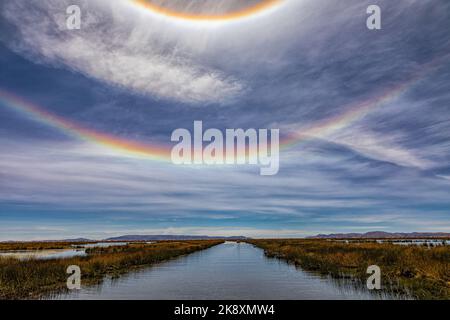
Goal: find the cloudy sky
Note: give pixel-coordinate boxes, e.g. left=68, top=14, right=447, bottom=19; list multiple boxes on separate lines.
left=0, top=0, right=449, bottom=240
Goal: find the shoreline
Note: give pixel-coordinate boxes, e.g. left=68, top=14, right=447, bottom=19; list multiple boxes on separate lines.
left=247, top=239, right=449, bottom=300
left=0, top=240, right=223, bottom=300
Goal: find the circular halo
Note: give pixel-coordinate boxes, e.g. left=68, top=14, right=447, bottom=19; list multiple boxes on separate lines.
left=132, top=0, right=282, bottom=22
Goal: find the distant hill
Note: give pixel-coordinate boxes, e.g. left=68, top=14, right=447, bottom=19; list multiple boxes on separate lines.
left=104, top=235, right=249, bottom=241
left=308, top=231, right=450, bottom=239
left=60, top=238, right=93, bottom=242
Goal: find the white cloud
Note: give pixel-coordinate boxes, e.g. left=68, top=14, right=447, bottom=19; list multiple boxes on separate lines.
left=1, top=0, right=244, bottom=104
left=281, top=120, right=434, bottom=170
left=331, top=129, right=433, bottom=169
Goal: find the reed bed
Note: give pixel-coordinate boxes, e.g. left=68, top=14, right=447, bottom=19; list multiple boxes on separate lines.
left=247, top=239, right=450, bottom=300
left=0, top=240, right=222, bottom=299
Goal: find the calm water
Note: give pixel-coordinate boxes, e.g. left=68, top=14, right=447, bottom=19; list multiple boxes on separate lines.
left=334, top=239, right=449, bottom=246
left=0, top=249, right=86, bottom=260
left=72, top=242, right=129, bottom=248
left=379, top=239, right=449, bottom=246
left=53, top=242, right=396, bottom=300
left=0, top=242, right=131, bottom=260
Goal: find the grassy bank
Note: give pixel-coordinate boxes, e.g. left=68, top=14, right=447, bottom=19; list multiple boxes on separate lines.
left=0, top=240, right=222, bottom=299
left=247, top=239, right=450, bottom=300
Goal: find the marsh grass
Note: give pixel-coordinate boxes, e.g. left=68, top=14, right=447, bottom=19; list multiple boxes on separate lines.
left=247, top=239, right=450, bottom=300
left=0, top=240, right=222, bottom=299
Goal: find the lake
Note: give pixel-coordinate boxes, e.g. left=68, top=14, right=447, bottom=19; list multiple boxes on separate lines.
left=72, top=242, right=129, bottom=248
left=0, top=242, right=132, bottom=260
left=53, top=242, right=398, bottom=300
left=0, top=249, right=87, bottom=260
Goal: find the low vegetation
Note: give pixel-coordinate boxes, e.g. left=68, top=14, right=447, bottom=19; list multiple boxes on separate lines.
left=0, top=240, right=223, bottom=299
left=247, top=239, right=450, bottom=300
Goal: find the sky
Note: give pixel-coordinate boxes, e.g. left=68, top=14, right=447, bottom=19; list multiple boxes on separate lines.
left=0, top=0, right=449, bottom=240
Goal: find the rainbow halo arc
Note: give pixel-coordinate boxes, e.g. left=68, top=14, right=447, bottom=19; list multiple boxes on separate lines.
left=131, top=0, right=283, bottom=24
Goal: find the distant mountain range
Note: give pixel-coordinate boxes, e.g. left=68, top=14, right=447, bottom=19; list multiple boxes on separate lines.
left=61, top=238, right=93, bottom=242
left=5, top=232, right=450, bottom=243
left=103, top=235, right=249, bottom=241
left=308, top=231, right=450, bottom=239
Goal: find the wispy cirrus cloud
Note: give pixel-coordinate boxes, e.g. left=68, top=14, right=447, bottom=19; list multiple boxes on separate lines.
left=1, top=0, right=244, bottom=104
left=329, top=128, right=435, bottom=170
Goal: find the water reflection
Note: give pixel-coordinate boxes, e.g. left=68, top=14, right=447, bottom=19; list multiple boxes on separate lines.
left=0, top=249, right=86, bottom=260
left=333, top=239, right=449, bottom=246
left=72, top=242, right=129, bottom=249
left=377, top=239, right=448, bottom=246
left=0, top=242, right=136, bottom=260
left=53, top=242, right=401, bottom=300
